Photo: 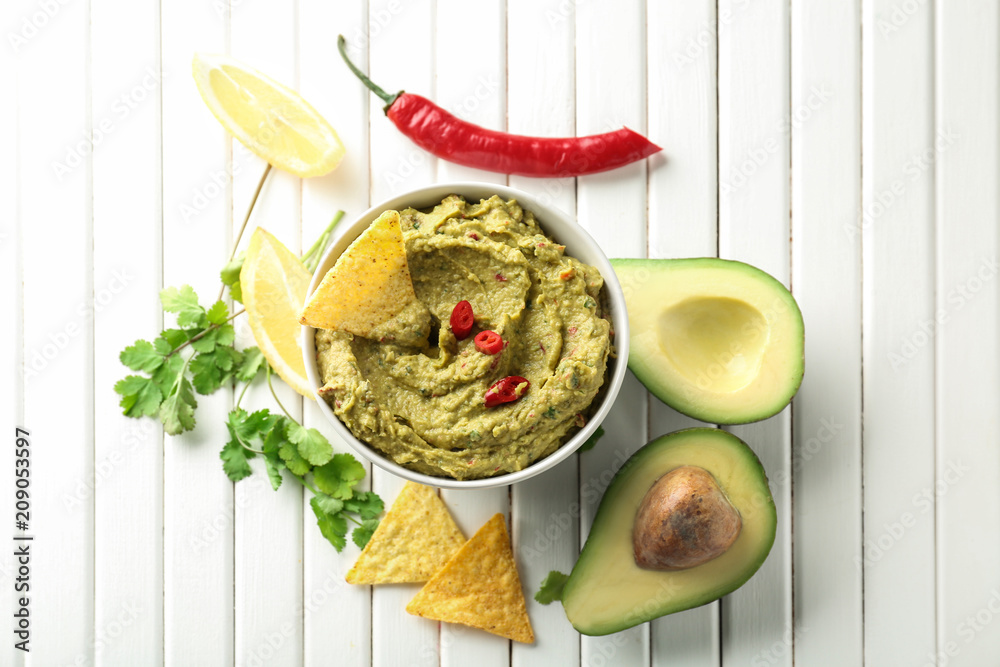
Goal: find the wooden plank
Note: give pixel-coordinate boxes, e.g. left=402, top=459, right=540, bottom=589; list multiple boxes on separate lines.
left=1, top=14, right=22, bottom=667
left=433, top=1, right=511, bottom=664
left=934, top=2, right=1000, bottom=664
left=16, top=0, right=95, bottom=662
left=507, top=0, right=580, bottom=664
left=160, top=0, right=234, bottom=663
left=860, top=0, right=937, bottom=663
left=716, top=0, right=794, bottom=664
left=646, top=0, right=721, bottom=663
left=789, top=1, right=864, bottom=666
left=367, top=2, right=440, bottom=665
left=228, top=4, right=305, bottom=666
left=576, top=0, right=650, bottom=664
left=299, top=1, right=373, bottom=665
left=91, top=0, right=164, bottom=663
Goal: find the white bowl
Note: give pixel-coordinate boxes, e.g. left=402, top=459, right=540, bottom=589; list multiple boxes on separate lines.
left=301, top=182, right=629, bottom=489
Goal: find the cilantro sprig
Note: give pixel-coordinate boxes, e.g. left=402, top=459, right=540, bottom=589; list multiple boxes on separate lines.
left=114, top=204, right=373, bottom=552
left=115, top=287, right=252, bottom=435
left=222, top=366, right=383, bottom=550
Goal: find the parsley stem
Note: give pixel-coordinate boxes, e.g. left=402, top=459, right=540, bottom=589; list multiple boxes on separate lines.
left=266, top=366, right=295, bottom=421
left=167, top=308, right=246, bottom=359
left=218, top=162, right=273, bottom=302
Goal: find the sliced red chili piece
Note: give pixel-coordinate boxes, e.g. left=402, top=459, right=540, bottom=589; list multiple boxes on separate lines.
left=450, top=300, right=474, bottom=340
left=474, top=330, right=504, bottom=355
left=484, top=376, right=530, bottom=408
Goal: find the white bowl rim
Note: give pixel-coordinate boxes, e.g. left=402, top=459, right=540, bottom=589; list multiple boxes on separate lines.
left=301, top=181, right=630, bottom=490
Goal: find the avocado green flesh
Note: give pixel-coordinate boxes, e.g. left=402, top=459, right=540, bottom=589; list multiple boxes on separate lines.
left=561, top=429, right=776, bottom=636
left=610, top=258, right=805, bottom=424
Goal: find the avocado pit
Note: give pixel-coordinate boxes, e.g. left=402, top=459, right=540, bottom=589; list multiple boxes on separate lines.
left=633, top=465, right=742, bottom=571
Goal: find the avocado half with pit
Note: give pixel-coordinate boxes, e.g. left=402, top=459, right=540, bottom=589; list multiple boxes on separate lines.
left=610, top=258, right=804, bottom=424
left=561, top=428, right=776, bottom=636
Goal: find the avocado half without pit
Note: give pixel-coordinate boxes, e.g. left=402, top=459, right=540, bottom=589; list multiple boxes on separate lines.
left=609, top=258, right=805, bottom=424
left=560, top=428, right=776, bottom=636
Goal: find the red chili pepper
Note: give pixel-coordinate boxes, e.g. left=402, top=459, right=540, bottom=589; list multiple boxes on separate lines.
left=474, top=330, right=504, bottom=355
left=484, top=376, right=530, bottom=408
left=450, top=300, right=474, bottom=340
left=338, top=36, right=661, bottom=178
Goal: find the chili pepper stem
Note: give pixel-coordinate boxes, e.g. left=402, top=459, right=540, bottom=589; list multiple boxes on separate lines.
left=337, top=35, right=402, bottom=111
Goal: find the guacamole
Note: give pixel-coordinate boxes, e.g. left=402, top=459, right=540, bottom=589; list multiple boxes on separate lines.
left=315, top=195, right=612, bottom=480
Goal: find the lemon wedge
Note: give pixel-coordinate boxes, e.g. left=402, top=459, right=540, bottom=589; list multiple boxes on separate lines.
left=241, top=228, right=314, bottom=397
left=192, top=53, right=345, bottom=177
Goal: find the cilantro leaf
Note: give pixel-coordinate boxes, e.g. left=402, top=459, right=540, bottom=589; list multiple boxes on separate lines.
left=221, top=253, right=245, bottom=304
left=151, top=354, right=185, bottom=397
left=159, top=328, right=190, bottom=350
left=120, top=340, right=164, bottom=373
left=310, top=496, right=347, bottom=551
left=227, top=408, right=278, bottom=450
left=286, top=421, right=334, bottom=467
left=263, top=455, right=284, bottom=490
left=578, top=425, right=605, bottom=453
left=313, top=453, right=366, bottom=500
left=312, top=492, right=344, bottom=515
left=159, top=380, right=196, bottom=434
left=220, top=436, right=254, bottom=482
left=278, top=434, right=312, bottom=477
left=237, top=347, right=266, bottom=383
left=206, top=300, right=229, bottom=325
left=190, top=323, right=235, bottom=353
left=213, top=345, right=242, bottom=373
left=534, top=571, right=569, bottom=604
left=160, top=285, right=206, bottom=329
left=343, top=491, right=384, bottom=521
left=114, top=375, right=162, bottom=417
left=352, top=519, right=380, bottom=549
left=261, top=424, right=287, bottom=490
left=190, top=353, right=223, bottom=395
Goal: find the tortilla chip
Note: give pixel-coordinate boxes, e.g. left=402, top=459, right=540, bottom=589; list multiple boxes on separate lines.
left=346, top=481, right=465, bottom=584
left=299, top=210, right=427, bottom=338
left=405, top=513, right=535, bottom=643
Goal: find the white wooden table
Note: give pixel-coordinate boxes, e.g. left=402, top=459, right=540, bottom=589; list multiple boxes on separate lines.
left=5, top=0, right=1000, bottom=665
